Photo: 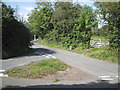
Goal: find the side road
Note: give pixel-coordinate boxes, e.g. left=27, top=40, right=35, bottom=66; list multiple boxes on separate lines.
left=1, top=41, right=119, bottom=88
left=33, top=42, right=118, bottom=78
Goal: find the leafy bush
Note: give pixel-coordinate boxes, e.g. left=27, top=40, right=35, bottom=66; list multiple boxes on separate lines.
left=94, top=2, right=120, bottom=49
left=29, top=3, right=98, bottom=49
left=2, top=3, right=32, bottom=59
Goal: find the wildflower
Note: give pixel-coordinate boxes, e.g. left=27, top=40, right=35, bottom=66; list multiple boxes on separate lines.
left=82, top=35, right=85, bottom=37
left=88, top=31, right=90, bottom=33
left=84, top=32, right=86, bottom=35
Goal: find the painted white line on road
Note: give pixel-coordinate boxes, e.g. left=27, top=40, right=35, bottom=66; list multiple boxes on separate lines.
left=47, top=54, right=56, bottom=59
left=48, top=55, right=52, bottom=57
left=46, top=56, right=50, bottom=58
left=99, top=76, right=113, bottom=81
left=42, top=55, right=46, bottom=57
left=116, top=76, right=119, bottom=78
left=51, top=56, right=56, bottom=59
left=101, top=78, right=113, bottom=81
left=45, top=54, right=57, bottom=59
left=0, top=70, right=5, bottom=73
left=99, top=76, right=110, bottom=78
left=0, top=73, right=8, bottom=77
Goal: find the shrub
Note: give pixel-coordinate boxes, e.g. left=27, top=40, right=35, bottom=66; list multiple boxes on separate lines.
left=2, top=3, right=32, bottom=59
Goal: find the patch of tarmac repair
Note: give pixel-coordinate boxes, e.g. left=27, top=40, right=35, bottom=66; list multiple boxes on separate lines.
left=41, top=66, right=98, bottom=81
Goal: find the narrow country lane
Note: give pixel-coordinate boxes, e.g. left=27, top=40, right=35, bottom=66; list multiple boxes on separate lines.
left=1, top=41, right=119, bottom=88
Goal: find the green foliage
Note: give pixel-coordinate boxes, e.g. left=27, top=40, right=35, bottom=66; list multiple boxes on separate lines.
left=6, top=59, right=71, bottom=78
left=92, top=25, right=109, bottom=36
left=29, top=2, right=97, bottom=49
left=2, top=3, right=32, bottom=59
left=44, top=2, right=82, bottom=48
left=39, top=38, right=118, bottom=64
left=88, top=48, right=118, bottom=64
left=71, top=5, right=97, bottom=48
left=28, top=2, right=53, bottom=39
left=91, top=36, right=108, bottom=43
left=51, top=3, right=88, bottom=48
left=53, top=78, right=61, bottom=83
left=39, top=38, right=65, bottom=49
left=94, top=2, right=120, bottom=49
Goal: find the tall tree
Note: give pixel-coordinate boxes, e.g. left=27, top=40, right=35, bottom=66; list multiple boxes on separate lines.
left=50, top=2, right=82, bottom=43
left=28, top=2, right=53, bottom=39
left=94, top=2, right=120, bottom=49
left=2, top=3, right=32, bottom=59
left=72, top=5, right=98, bottom=48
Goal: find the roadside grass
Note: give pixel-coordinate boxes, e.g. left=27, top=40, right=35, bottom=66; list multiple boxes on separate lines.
left=6, top=59, right=71, bottom=79
left=72, top=47, right=101, bottom=55
left=72, top=47, right=118, bottom=64
left=53, top=78, right=61, bottom=83
left=39, top=39, right=118, bottom=64
left=39, top=38, right=67, bottom=50
left=88, top=49, right=118, bottom=64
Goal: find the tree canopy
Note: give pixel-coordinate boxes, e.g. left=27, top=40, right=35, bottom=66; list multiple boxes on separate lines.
left=94, top=2, right=120, bottom=49
left=2, top=3, right=32, bottom=59
left=28, top=2, right=98, bottom=49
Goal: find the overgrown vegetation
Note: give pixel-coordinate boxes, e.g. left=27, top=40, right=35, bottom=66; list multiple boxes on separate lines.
left=2, top=3, right=32, bottom=59
left=87, top=48, right=118, bottom=64
left=3, top=1, right=119, bottom=63
left=91, top=36, right=109, bottom=42
left=39, top=39, right=118, bottom=64
left=6, top=59, right=71, bottom=78
left=27, top=2, right=119, bottom=64
left=94, top=2, right=120, bottom=49
left=28, top=2, right=98, bottom=49
left=53, top=78, right=61, bottom=83
left=73, top=47, right=118, bottom=64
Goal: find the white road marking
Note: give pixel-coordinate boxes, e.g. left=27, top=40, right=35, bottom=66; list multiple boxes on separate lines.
left=51, top=56, right=56, bottom=59
left=48, top=55, right=52, bottom=57
left=42, top=55, right=46, bottom=57
left=0, top=70, right=5, bottom=73
left=46, top=56, right=50, bottom=58
left=45, top=54, right=57, bottom=59
left=99, top=76, right=113, bottom=81
left=0, top=73, right=8, bottom=77
left=99, top=76, right=110, bottom=78
left=116, top=76, right=119, bottom=78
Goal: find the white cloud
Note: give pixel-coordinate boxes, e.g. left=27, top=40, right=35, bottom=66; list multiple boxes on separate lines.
left=18, top=13, right=29, bottom=22
left=24, top=7, right=34, bottom=11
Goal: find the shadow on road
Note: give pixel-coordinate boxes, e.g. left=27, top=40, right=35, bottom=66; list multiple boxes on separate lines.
left=2, top=47, right=56, bottom=60
left=28, top=48, right=56, bottom=56
left=2, top=80, right=119, bottom=88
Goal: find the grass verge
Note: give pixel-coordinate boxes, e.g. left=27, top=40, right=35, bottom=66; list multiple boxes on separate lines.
left=6, top=59, right=71, bottom=79
left=39, top=38, right=67, bottom=50
left=39, top=39, right=118, bottom=64
left=73, top=47, right=118, bottom=64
